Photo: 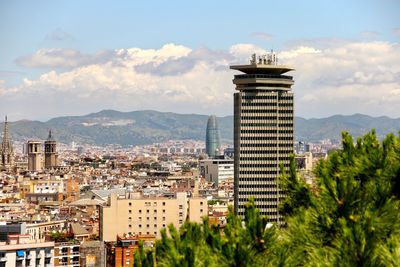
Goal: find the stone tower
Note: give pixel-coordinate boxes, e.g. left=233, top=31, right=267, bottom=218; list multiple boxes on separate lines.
left=28, top=140, right=43, bottom=172
left=0, top=116, right=14, bottom=171
left=44, top=130, right=58, bottom=169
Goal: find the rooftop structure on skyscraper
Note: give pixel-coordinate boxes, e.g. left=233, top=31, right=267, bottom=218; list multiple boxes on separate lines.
left=205, top=115, right=221, bottom=158
left=231, top=52, right=295, bottom=224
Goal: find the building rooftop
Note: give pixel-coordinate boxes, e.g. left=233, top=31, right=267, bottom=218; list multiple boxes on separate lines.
left=230, top=53, right=294, bottom=75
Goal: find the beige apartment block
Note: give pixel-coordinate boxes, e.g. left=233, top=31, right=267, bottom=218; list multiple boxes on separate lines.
left=100, top=192, right=207, bottom=241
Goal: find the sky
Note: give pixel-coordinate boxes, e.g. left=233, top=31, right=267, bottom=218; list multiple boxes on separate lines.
left=0, top=0, right=399, bottom=121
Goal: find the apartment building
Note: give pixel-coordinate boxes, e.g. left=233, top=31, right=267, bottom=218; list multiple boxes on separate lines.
left=100, top=192, right=207, bottom=241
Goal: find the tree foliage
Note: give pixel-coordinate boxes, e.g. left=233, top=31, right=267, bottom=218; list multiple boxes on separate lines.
left=133, top=131, right=400, bottom=266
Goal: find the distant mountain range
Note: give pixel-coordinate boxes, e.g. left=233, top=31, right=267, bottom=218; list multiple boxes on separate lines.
left=2, top=110, right=399, bottom=146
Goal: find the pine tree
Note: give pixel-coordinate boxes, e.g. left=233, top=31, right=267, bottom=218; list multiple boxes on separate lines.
left=135, top=131, right=400, bottom=266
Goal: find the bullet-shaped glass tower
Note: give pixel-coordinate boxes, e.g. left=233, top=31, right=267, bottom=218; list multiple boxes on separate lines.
left=231, top=53, right=294, bottom=223
left=205, top=115, right=221, bottom=158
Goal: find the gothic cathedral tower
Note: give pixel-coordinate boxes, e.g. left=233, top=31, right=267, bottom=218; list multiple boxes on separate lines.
left=0, top=116, right=14, bottom=171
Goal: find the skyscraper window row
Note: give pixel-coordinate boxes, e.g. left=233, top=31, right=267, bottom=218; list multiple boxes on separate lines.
left=239, top=190, right=280, bottom=195
left=240, top=136, right=286, bottom=141
left=242, top=102, right=293, bottom=107
left=238, top=158, right=287, bottom=162
left=241, top=116, right=293, bottom=121
left=239, top=150, right=292, bottom=155
left=239, top=184, right=278, bottom=189
left=241, top=95, right=293, bottom=100
left=238, top=197, right=280, bottom=203
left=240, top=171, right=289, bottom=179
left=240, top=143, right=290, bottom=147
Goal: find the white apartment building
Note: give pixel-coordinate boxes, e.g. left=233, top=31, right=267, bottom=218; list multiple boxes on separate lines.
left=199, top=159, right=234, bottom=186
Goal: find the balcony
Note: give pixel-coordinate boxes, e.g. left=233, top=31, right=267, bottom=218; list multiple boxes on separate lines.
left=0, top=257, right=7, bottom=262
left=45, top=252, right=52, bottom=258
left=36, top=253, right=42, bottom=258
left=234, top=74, right=293, bottom=80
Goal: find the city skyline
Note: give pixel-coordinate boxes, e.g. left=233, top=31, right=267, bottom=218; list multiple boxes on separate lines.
left=0, top=0, right=399, bottom=120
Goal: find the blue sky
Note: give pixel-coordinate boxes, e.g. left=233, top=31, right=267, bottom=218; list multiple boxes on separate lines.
left=0, top=0, right=399, bottom=120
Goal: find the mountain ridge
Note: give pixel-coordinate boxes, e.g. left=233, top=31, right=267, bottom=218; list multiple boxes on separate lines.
left=2, top=110, right=399, bottom=146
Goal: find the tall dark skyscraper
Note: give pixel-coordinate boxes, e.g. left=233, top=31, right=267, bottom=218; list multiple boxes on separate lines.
left=231, top=53, right=294, bottom=223
left=205, top=115, right=221, bottom=158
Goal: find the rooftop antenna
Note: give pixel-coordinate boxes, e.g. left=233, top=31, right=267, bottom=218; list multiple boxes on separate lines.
left=250, top=53, right=256, bottom=65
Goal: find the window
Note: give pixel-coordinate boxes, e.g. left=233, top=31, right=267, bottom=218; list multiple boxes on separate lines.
left=129, top=202, right=132, bottom=206
left=154, top=224, right=157, bottom=228
left=153, top=202, right=157, bottom=206
left=179, top=205, right=183, bottom=209
left=139, top=224, right=142, bottom=228
left=139, top=209, right=142, bottom=213
left=146, top=224, right=149, bottom=228
left=162, top=224, right=166, bottom=228
left=154, top=217, right=157, bottom=220
left=179, top=220, right=183, bottom=224
left=179, top=212, right=183, bottom=217
left=162, top=217, right=166, bottom=221
left=129, top=210, right=132, bottom=214
left=154, top=209, right=157, bottom=213
left=200, top=209, right=203, bottom=213
left=138, top=217, right=141, bottom=221
left=146, top=210, right=149, bottom=213
left=162, top=202, right=166, bottom=206
left=146, top=217, right=150, bottom=221
left=200, top=202, right=203, bottom=205
left=129, top=224, right=132, bottom=228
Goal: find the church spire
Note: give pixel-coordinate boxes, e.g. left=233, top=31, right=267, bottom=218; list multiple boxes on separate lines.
left=2, top=116, right=10, bottom=148
left=1, top=115, right=14, bottom=170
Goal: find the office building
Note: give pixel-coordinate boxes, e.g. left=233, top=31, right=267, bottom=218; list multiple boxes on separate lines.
left=199, top=159, right=234, bottom=186
left=205, top=115, right=221, bottom=158
left=231, top=53, right=294, bottom=223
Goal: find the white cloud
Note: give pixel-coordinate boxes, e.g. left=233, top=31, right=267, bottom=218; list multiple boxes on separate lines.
left=251, top=32, right=273, bottom=41
left=2, top=41, right=400, bottom=120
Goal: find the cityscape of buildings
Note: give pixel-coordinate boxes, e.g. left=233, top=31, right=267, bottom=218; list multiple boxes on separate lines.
left=0, top=54, right=343, bottom=267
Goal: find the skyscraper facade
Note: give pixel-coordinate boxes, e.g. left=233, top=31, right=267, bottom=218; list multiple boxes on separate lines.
left=205, top=115, right=221, bottom=158
left=231, top=53, right=294, bottom=223
left=0, top=116, right=14, bottom=171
